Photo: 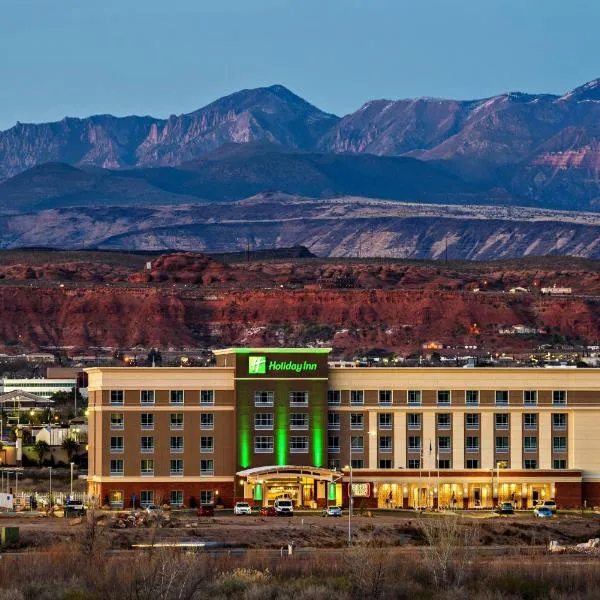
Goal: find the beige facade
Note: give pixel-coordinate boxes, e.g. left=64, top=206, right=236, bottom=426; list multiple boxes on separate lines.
left=86, top=358, right=600, bottom=509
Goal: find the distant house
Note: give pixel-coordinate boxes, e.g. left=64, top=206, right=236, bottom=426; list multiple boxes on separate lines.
left=509, top=287, right=529, bottom=294
left=541, top=285, right=572, bottom=295
left=35, top=426, right=70, bottom=447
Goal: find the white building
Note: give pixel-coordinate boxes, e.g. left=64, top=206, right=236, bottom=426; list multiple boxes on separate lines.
left=1, top=378, right=76, bottom=399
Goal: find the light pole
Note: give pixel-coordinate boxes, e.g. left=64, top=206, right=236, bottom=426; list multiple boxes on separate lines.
left=70, top=462, right=74, bottom=497
left=15, top=472, right=19, bottom=499
left=49, top=467, right=52, bottom=507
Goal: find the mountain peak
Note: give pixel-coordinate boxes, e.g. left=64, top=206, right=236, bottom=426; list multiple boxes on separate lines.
left=560, top=78, right=600, bottom=101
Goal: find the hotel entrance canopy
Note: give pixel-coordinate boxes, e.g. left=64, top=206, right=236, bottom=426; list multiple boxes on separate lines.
left=236, top=465, right=340, bottom=483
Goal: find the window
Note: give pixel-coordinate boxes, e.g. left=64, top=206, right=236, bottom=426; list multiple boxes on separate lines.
left=465, top=390, right=479, bottom=405
left=255, top=436, right=274, bottom=453
left=524, top=437, right=537, bottom=452
left=407, top=413, right=421, bottom=429
left=495, top=414, right=509, bottom=430
left=200, top=390, right=214, bottom=405
left=140, top=459, right=154, bottom=476
left=524, top=459, right=537, bottom=469
left=140, top=490, right=154, bottom=507
left=495, top=391, right=509, bottom=406
left=438, top=436, right=451, bottom=452
left=524, top=390, right=537, bottom=406
left=200, top=436, right=214, bottom=453
left=328, top=435, right=340, bottom=452
left=255, top=413, right=274, bottom=430
left=351, top=459, right=364, bottom=469
left=379, top=459, right=393, bottom=469
left=552, top=414, right=567, bottom=430
left=350, top=436, right=364, bottom=452
left=553, top=459, right=567, bottom=470
left=495, top=436, right=509, bottom=452
left=170, top=436, right=184, bottom=453
left=350, top=413, right=364, bottom=429
left=438, top=459, right=451, bottom=469
left=350, top=390, right=364, bottom=405
left=328, top=413, right=340, bottom=430
left=328, top=458, right=341, bottom=470
left=170, top=459, right=184, bottom=476
left=141, top=436, right=154, bottom=453
left=437, top=390, right=451, bottom=405
left=553, top=437, right=567, bottom=452
left=408, top=390, right=421, bottom=405
left=290, top=413, right=309, bottom=430
left=379, top=390, right=392, bottom=405
left=466, top=436, right=479, bottom=452
left=466, top=459, right=479, bottom=469
left=378, top=413, right=392, bottom=430
left=289, top=391, right=309, bottom=406
left=200, top=459, right=214, bottom=475
left=110, top=436, right=123, bottom=453
left=170, top=390, right=184, bottom=405
left=140, top=413, right=154, bottom=430
left=255, top=391, right=274, bottom=407
left=110, top=413, right=124, bottom=430
left=140, top=390, right=155, bottom=405
left=110, top=390, right=124, bottom=405
left=201, top=413, right=214, bottom=430
left=108, top=491, right=124, bottom=509
left=328, top=390, right=341, bottom=405
left=437, top=414, right=451, bottom=429
left=290, top=436, right=309, bottom=453
left=110, top=459, right=123, bottom=476
left=465, top=413, right=479, bottom=430
left=408, top=459, right=421, bottom=469
left=200, top=491, right=214, bottom=505
left=408, top=436, right=421, bottom=451
left=553, top=390, right=567, bottom=406
left=170, top=413, right=184, bottom=430
left=170, top=490, right=183, bottom=506
left=523, top=413, right=538, bottom=430
left=379, top=436, right=392, bottom=453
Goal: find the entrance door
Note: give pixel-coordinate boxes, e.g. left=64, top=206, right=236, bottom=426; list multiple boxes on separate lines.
left=472, top=487, right=481, bottom=508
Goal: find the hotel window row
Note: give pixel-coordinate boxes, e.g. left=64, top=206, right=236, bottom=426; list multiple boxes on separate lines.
left=109, top=436, right=215, bottom=453
left=110, top=412, right=216, bottom=430
left=109, top=390, right=215, bottom=405
left=327, top=390, right=569, bottom=406
left=253, top=436, right=309, bottom=453
left=252, top=413, right=309, bottom=430
left=254, top=391, right=309, bottom=407
left=109, top=459, right=214, bottom=477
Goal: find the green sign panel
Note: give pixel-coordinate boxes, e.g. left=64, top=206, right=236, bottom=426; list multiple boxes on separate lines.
left=248, top=356, right=267, bottom=374
left=248, top=356, right=318, bottom=375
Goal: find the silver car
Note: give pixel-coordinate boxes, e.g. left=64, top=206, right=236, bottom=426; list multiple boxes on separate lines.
left=323, top=505, right=343, bottom=517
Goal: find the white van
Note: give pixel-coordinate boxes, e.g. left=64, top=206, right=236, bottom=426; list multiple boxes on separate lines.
left=274, top=498, right=294, bottom=516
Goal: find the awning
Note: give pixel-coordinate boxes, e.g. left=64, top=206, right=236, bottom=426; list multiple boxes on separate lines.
left=236, top=465, right=340, bottom=483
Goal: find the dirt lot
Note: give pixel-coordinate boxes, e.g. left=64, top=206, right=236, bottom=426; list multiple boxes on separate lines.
left=5, top=510, right=600, bottom=552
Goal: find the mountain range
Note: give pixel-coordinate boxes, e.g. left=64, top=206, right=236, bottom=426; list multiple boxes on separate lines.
left=1, top=80, right=600, bottom=256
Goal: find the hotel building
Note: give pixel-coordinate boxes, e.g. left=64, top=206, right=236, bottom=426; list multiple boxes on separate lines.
left=87, top=348, right=600, bottom=510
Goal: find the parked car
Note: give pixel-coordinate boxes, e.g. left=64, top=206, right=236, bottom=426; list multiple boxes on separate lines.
left=197, top=504, right=215, bottom=517
left=495, top=502, right=514, bottom=515
left=144, top=504, right=163, bottom=514
left=259, top=506, right=276, bottom=516
left=323, top=505, right=343, bottom=517
left=533, top=506, right=553, bottom=518
left=537, top=500, right=557, bottom=513
left=64, top=499, right=86, bottom=517
left=274, top=498, right=294, bottom=516
left=233, top=501, right=252, bottom=516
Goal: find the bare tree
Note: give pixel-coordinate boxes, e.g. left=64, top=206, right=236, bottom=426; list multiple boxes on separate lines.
left=418, top=515, right=479, bottom=588
left=344, top=533, right=387, bottom=600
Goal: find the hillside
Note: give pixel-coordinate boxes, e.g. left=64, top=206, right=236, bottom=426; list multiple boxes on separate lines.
left=0, top=251, right=599, bottom=355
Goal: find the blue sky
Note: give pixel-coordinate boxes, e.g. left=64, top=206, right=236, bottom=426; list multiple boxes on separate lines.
left=0, top=0, right=597, bottom=130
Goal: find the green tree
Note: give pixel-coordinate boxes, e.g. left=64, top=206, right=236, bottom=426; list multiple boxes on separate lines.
left=33, top=440, right=50, bottom=467
left=62, top=437, right=79, bottom=463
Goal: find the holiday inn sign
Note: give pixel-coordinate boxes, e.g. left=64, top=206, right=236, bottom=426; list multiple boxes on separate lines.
left=248, top=356, right=319, bottom=375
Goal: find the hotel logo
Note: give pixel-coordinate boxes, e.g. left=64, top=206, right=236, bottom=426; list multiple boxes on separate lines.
left=248, top=356, right=267, bottom=374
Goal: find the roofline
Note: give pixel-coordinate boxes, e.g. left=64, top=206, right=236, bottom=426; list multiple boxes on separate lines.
left=213, top=348, right=332, bottom=355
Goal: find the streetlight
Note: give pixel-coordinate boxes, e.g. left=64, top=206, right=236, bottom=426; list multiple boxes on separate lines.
left=15, top=472, right=20, bottom=500
left=49, top=467, right=52, bottom=507
left=70, top=462, right=74, bottom=497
